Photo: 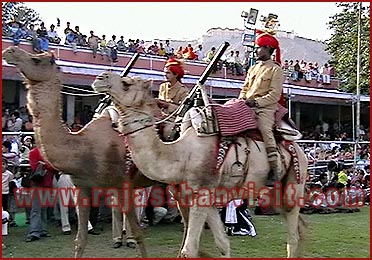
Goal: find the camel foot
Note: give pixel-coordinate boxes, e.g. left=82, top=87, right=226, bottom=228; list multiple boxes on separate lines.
left=126, top=241, right=136, bottom=249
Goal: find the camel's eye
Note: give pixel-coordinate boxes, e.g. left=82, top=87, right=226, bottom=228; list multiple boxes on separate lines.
left=31, top=57, right=42, bottom=65
left=122, top=81, right=131, bottom=91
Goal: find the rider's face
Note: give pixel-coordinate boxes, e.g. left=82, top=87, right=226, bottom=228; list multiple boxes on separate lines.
left=163, top=67, right=177, bottom=82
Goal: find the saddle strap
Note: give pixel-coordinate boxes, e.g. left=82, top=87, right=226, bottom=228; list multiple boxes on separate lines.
left=283, top=141, right=302, bottom=184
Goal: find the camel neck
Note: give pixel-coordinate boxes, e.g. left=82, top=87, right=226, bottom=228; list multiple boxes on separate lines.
left=26, top=77, right=75, bottom=171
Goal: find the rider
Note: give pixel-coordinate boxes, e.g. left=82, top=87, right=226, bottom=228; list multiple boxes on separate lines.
left=238, top=30, right=285, bottom=187
left=156, top=58, right=189, bottom=115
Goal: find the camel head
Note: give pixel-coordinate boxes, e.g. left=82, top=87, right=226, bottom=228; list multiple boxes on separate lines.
left=92, top=72, right=153, bottom=109
left=2, top=46, right=60, bottom=83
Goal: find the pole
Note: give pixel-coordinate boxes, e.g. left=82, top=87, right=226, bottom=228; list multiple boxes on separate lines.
left=288, top=88, right=292, bottom=119
left=353, top=2, right=362, bottom=169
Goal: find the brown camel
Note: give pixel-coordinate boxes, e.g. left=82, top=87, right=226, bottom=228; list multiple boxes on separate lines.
left=2, top=46, right=157, bottom=258
left=92, top=72, right=309, bottom=258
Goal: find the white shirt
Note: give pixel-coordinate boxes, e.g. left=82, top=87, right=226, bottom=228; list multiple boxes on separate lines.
left=2, top=170, right=14, bottom=194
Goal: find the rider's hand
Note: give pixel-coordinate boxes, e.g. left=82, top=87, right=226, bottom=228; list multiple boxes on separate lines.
left=155, top=98, right=170, bottom=109
left=245, top=98, right=257, bottom=107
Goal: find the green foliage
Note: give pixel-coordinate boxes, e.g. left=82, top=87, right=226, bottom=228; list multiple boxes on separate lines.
left=325, top=2, right=370, bottom=95
left=2, top=2, right=41, bottom=28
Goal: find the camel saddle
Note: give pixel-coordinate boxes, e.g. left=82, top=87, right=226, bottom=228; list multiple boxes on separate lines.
left=189, top=98, right=302, bottom=142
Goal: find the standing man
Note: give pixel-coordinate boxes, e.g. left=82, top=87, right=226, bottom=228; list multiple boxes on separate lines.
left=26, top=146, right=56, bottom=242
left=238, top=30, right=284, bottom=187
left=156, top=58, right=189, bottom=114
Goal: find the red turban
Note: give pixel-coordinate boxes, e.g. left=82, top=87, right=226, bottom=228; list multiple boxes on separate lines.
left=255, top=30, right=281, bottom=65
left=165, top=58, right=184, bottom=80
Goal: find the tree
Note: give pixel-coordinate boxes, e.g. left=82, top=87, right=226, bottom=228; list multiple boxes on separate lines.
left=2, top=2, right=41, bottom=28
left=325, top=2, right=370, bottom=95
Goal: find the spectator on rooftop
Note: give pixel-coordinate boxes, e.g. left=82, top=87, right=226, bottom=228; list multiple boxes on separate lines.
left=164, top=40, right=174, bottom=58
left=74, top=26, right=84, bottom=46
left=183, top=46, right=196, bottom=60
left=47, top=24, right=61, bottom=44
left=194, top=44, right=205, bottom=61
left=174, top=46, right=183, bottom=59
left=88, top=30, right=100, bottom=58
left=136, top=40, right=146, bottom=54
left=147, top=41, right=159, bottom=55
left=107, top=35, right=118, bottom=62
left=99, top=35, right=108, bottom=60
left=158, top=42, right=166, bottom=56
left=36, top=22, right=49, bottom=52
left=25, top=24, right=40, bottom=52
left=117, top=36, right=126, bottom=52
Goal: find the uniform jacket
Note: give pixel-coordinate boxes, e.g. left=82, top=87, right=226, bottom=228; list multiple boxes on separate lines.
left=239, top=59, right=284, bottom=108
left=158, top=81, right=188, bottom=113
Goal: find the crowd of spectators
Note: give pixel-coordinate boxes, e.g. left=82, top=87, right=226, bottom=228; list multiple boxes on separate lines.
left=282, top=59, right=335, bottom=85
left=3, top=18, right=341, bottom=86
left=302, top=160, right=370, bottom=215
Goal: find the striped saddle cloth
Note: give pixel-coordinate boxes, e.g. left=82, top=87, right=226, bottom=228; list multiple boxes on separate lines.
left=210, top=99, right=295, bottom=137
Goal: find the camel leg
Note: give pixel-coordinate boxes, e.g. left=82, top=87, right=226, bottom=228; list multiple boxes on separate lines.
left=282, top=206, right=300, bottom=258
left=74, top=191, right=90, bottom=258
left=124, top=206, right=147, bottom=257
left=296, top=214, right=307, bottom=257
left=180, top=205, right=208, bottom=258
left=176, top=206, right=189, bottom=258
left=205, top=207, right=230, bottom=258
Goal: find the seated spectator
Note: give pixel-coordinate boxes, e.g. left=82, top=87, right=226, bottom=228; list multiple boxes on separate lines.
left=24, top=24, right=40, bottom=52
left=164, top=40, right=174, bottom=58
left=147, top=41, right=159, bottom=55
left=6, top=111, right=23, bottom=132
left=65, top=30, right=77, bottom=53
left=193, top=44, right=204, bottom=61
left=318, top=63, right=331, bottom=84
left=126, top=39, right=136, bottom=53
left=158, top=42, right=166, bottom=56
left=143, top=185, right=180, bottom=226
left=205, top=46, right=216, bottom=63
left=174, top=46, right=184, bottom=59
left=47, top=24, right=61, bottom=44
left=117, top=36, right=126, bottom=52
left=183, top=46, right=196, bottom=60
left=36, top=22, right=49, bottom=52
left=136, top=40, right=146, bottom=54
left=8, top=19, right=23, bottom=46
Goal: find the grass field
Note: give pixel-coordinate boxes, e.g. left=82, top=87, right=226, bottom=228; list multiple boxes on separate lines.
left=2, top=207, right=370, bottom=258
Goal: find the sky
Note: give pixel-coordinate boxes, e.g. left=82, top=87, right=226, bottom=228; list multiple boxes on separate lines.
left=24, top=2, right=344, bottom=42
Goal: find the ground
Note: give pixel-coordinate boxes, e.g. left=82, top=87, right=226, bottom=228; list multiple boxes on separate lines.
left=2, top=207, right=370, bottom=258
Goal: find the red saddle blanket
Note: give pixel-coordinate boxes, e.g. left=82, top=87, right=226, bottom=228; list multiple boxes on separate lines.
left=210, top=99, right=294, bottom=137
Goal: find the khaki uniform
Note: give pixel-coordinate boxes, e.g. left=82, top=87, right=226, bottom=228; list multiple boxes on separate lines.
left=239, top=59, right=284, bottom=176
left=158, top=81, right=188, bottom=114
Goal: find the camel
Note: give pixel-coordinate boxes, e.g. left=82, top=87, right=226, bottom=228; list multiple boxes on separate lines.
left=2, top=46, right=223, bottom=258
left=92, top=72, right=309, bottom=258
left=2, top=46, right=157, bottom=258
